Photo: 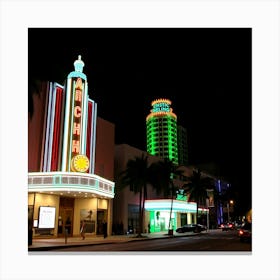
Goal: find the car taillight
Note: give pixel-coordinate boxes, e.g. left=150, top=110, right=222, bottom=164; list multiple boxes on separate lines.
left=239, top=230, right=244, bottom=235
left=229, top=224, right=232, bottom=228
left=221, top=224, right=224, bottom=228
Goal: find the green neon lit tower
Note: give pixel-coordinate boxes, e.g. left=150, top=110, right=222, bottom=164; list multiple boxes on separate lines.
left=146, top=98, right=178, bottom=164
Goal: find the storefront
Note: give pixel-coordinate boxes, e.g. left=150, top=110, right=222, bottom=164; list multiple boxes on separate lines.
left=28, top=172, right=114, bottom=238
left=144, top=199, right=198, bottom=233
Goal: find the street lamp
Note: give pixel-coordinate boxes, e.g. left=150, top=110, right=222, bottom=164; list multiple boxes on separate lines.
left=227, top=200, right=234, bottom=222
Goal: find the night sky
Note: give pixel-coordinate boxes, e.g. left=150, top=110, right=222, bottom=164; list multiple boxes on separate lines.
left=28, top=28, right=252, bottom=209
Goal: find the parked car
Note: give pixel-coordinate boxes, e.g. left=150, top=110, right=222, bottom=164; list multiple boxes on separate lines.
left=176, top=223, right=207, bottom=233
left=238, top=222, right=252, bottom=242
left=233, top=221, right=244, bottom=229
left=219, top=222, right=235, bottom=231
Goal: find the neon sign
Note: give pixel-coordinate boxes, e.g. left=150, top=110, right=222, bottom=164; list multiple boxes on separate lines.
left=146, top=98, right=177, bottom=121
left=71, top=154, right=89, bottom=173
left=72, top=78, right=83, bottom=155
left=152, top=102, right=170, bottom=113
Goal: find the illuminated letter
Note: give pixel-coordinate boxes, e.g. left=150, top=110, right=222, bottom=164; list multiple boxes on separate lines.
left=75, top=89, right=82, bottom=102
left=73, top=122, right=80, bottom=135
left=76, top=78, right=83, bottom=90
left=74, top=106, right=81, bottom=118
left=72, top=140, right=80, bottom=153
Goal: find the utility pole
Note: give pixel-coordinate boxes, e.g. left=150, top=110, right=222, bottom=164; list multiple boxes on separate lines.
left=227, top=202, right=230, bottom=222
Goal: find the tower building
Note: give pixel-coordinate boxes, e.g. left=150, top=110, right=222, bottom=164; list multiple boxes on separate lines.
left=177, top=125, right=188, bottom=166
left=146, top=98, right=178, bottom=164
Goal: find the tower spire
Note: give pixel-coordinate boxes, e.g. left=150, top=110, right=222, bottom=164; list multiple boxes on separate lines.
left=74, top=55, right=85, bottom=73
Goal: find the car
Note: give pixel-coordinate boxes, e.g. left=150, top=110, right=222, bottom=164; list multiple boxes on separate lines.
left=176, top=223, right=207, bottom=233
left=238, top=222, right=252, bottom=242
left=233, top=221, right=243, bottom=229
left=219, top=222, right=235, bottom=231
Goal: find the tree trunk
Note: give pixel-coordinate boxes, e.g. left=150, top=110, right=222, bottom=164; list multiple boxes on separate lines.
left=141, top=198, right=145, bottom=235
left=168, top=183, right=174, bottom=235
left=196, top=205, right=199, bottom=224
left=137, top=188, right=143, bottom=237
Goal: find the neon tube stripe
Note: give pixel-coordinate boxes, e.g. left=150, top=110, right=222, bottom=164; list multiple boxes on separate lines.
left=61, top=78, right=72, bottom=171
left=86, top=100, right=92, bottom=172
left=81, top=82, right=88, bottom=154
left=51, top=86, right=63, bottom=171
left=68, top=80, right=76, bottom=170
left=43, top=82, right=53, bottom=171
left=91, top=102, right=97, bottom=173
left=47, top=84, right=57, bottom=171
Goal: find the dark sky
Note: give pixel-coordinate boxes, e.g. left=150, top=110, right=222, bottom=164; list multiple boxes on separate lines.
left=28, top=28, right=252, bottom=206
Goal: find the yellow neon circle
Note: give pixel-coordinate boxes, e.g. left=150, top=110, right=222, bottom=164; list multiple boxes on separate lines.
left=71, top=154, right=89, bottom=173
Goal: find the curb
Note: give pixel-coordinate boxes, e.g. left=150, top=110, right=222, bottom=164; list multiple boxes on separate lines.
left=28, top=232, right=204, bottom=251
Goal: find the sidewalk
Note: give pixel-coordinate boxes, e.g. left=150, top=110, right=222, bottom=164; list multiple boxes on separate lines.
left=28, top=231, right=205, bottom=251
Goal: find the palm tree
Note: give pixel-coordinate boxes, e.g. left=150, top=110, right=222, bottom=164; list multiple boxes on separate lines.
left=28, top=78, right=41, bottom=119
left=118, top=153, right=150, bottom=237
left=184, top=169, right=215, bottom=225
left=150, top=158, right=184, bottom=234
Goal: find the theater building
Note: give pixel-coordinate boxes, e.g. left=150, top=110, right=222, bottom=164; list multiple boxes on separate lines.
left=28, top=56, right=115, bottom=239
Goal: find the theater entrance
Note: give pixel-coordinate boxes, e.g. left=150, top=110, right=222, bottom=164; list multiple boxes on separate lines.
left=58, top=197, right=74, bottom=237
left=96, top=210, right=107, bottom=235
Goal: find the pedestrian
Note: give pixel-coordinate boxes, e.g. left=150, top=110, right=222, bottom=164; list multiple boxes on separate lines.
left=103, top=220, right=108, bottom=239
left=65, top=216, right=72, bottom=235
left=148, top=223, right=151, bottom=234
left=80, top=220, right=86, bottom=240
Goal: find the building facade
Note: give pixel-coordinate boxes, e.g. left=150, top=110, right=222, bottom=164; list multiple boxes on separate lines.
left=177, top=125, right=188, bottom=166
left=112, top=96, right=227, bottom=233
left=28, top=56, right=115, bottom=241
left=113, top=144, right=199, bottom=234
left=146, top=98, right=179, bottom=164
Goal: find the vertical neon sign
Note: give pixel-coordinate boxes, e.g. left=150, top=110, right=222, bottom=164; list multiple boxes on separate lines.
left=61, top=55, right=91, bottom=172
left=72, top=77, right=83, bottom=157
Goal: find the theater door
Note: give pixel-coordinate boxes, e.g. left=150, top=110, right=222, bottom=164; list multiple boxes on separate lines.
left=58, top=197, right=74, bottom=237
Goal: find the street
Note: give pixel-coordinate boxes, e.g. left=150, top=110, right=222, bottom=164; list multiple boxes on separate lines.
left=49, top=229, right=251, bottom=252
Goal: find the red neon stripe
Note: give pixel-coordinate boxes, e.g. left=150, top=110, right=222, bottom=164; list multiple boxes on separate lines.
left=51, top=87, right=63, bottom=171
left=86, top=101, right=93, bottom=172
